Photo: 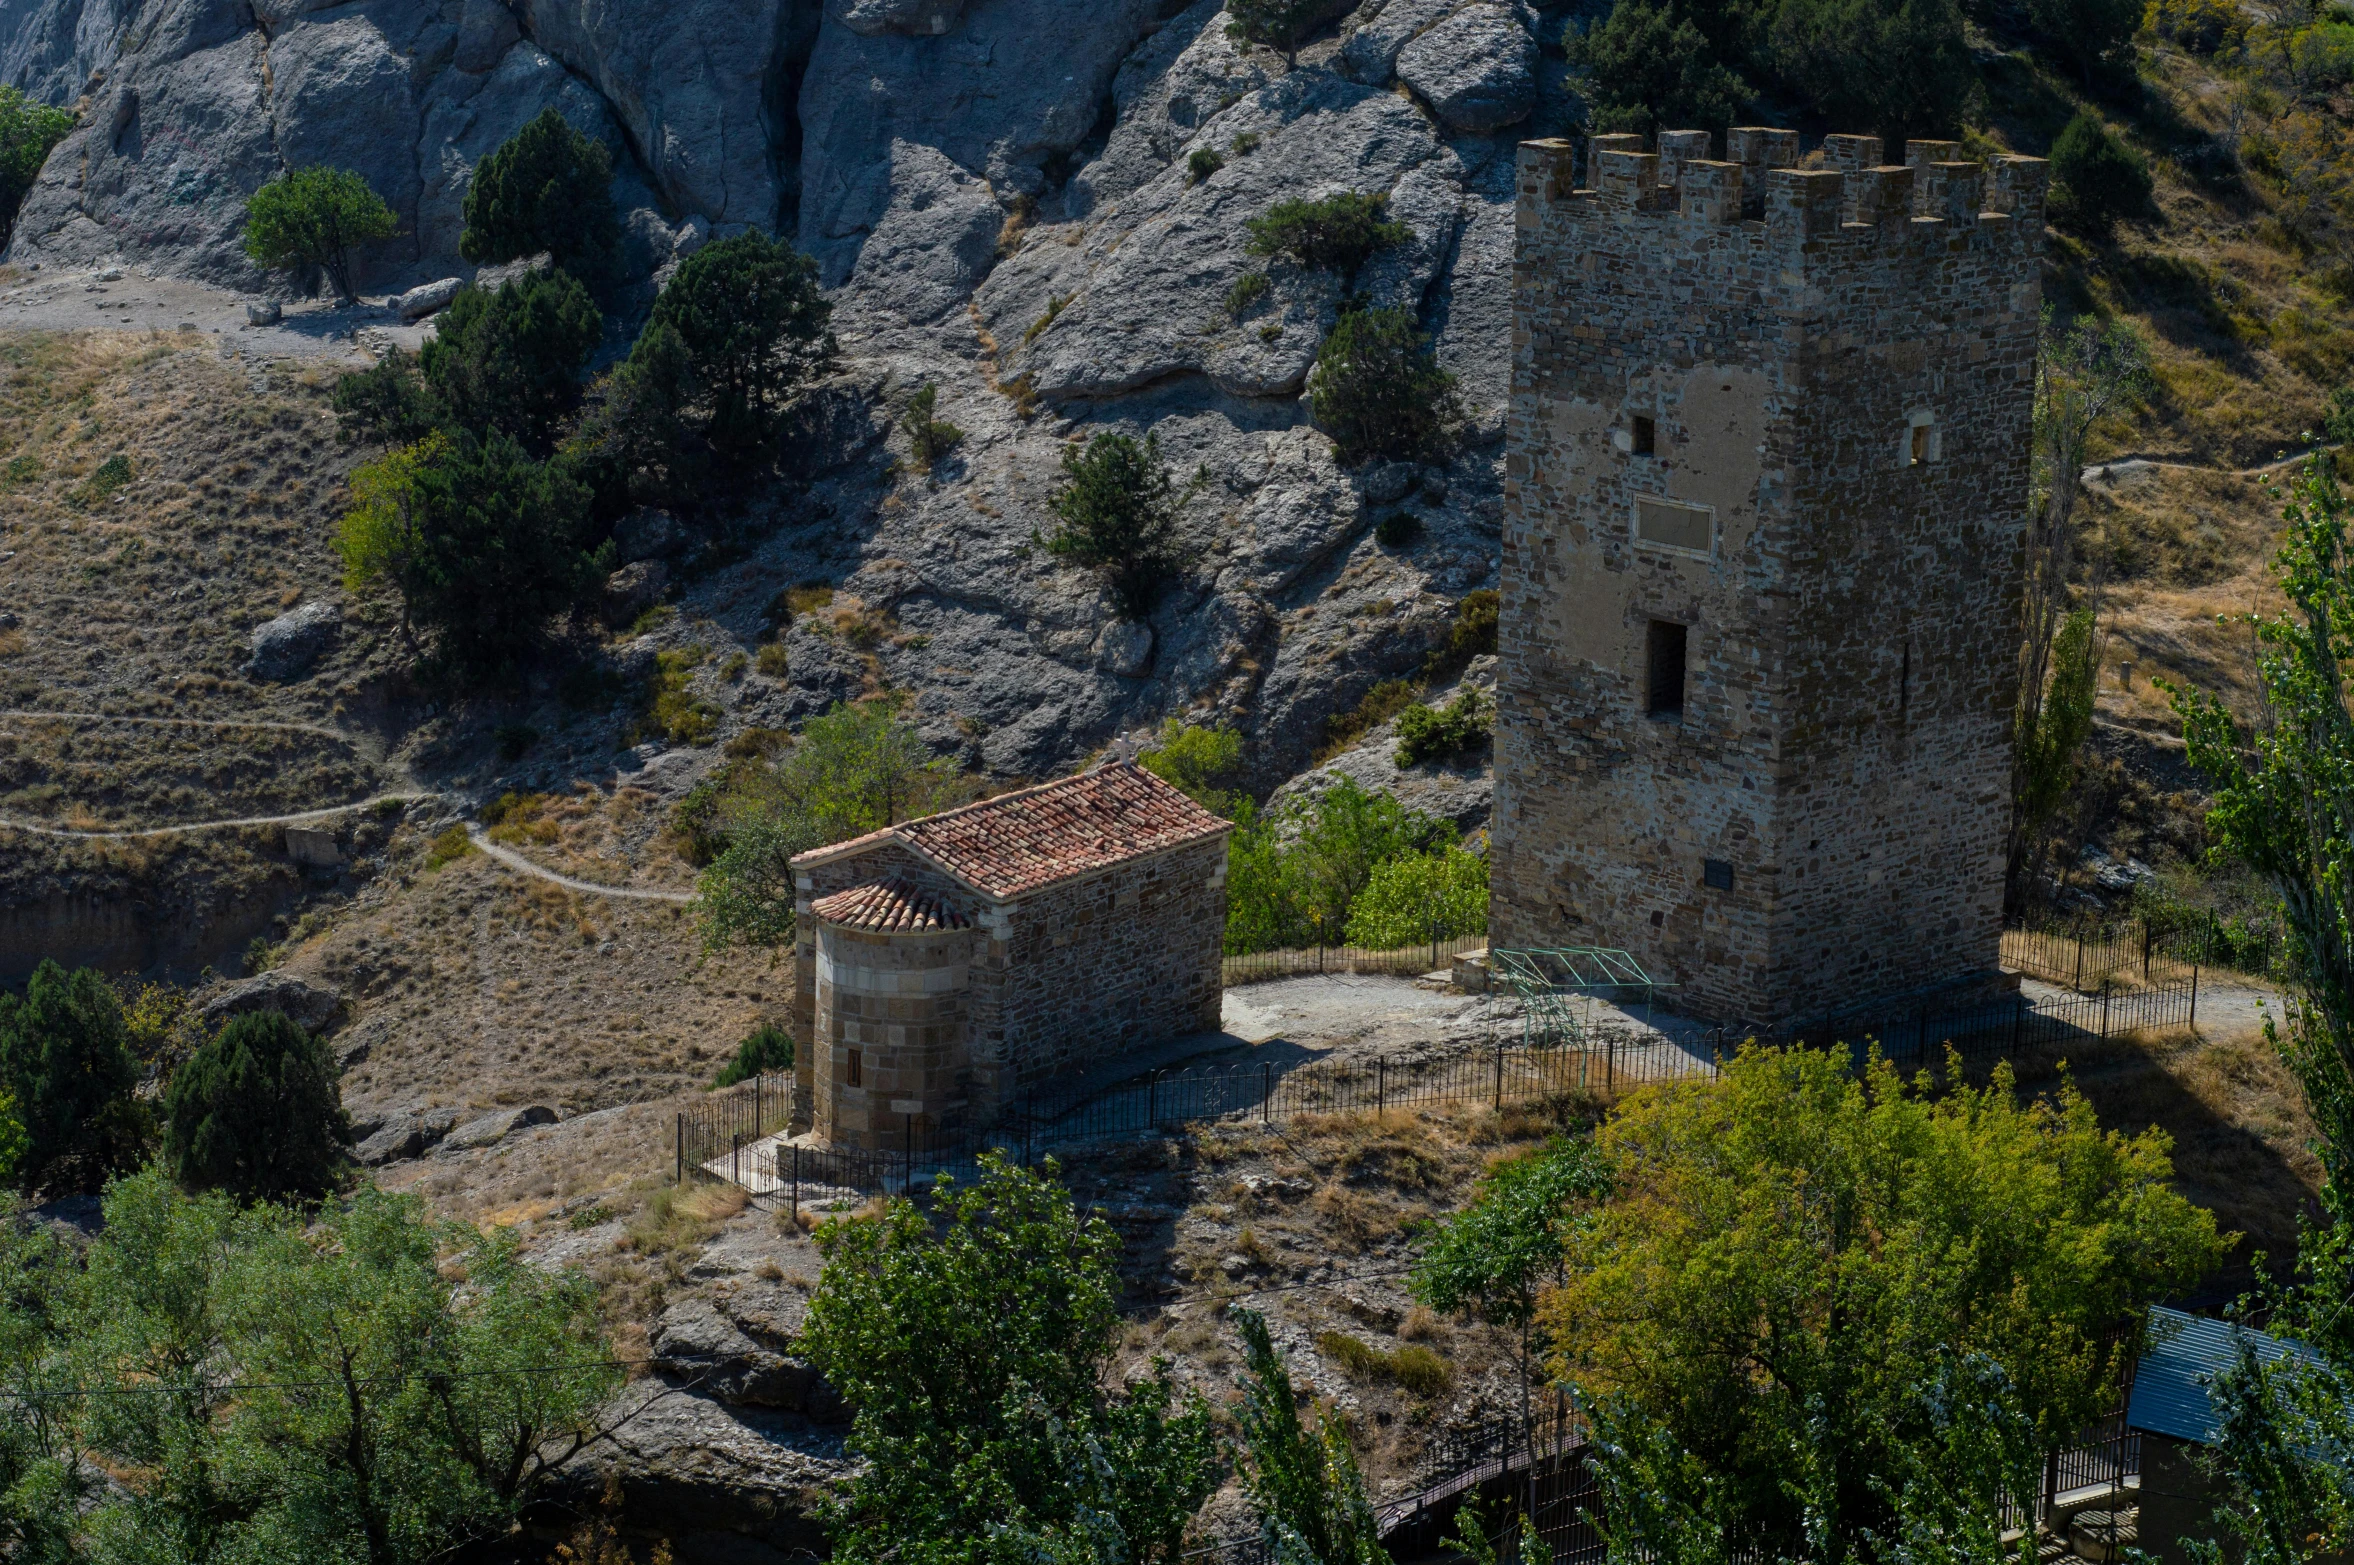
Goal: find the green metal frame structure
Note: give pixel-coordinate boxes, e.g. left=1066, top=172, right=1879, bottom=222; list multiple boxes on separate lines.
left=1487, top=947, right=1666, bottom=1048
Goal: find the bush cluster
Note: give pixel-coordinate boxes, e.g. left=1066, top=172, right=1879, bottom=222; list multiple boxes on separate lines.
left=2050, top=111, right=2154, bottom=234
left=1311, top=306, right=1463, bottom=465
left=1244, top=191, right=1409, bottom=283
left=1394, top=688, right=1493, bottom=767
left=715, top=1024, right=795, bottom=1086
left=1039, top=431, right=1193, bottom=620
left=242, top=166, right=398, bottom=302
left=459, top=106, right=621, bottom=282
left=162, top=1009, right=349, bottom=1203
left=0, top=87, right=74, bottom=250
left=1225, top=775, right=1483, bottom=951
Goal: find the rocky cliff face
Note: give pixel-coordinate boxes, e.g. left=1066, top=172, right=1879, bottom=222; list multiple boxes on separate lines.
left=0, top=0, right=1573, bottom=784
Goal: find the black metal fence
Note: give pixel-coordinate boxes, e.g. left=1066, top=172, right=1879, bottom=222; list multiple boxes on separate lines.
left=2008, top=910, right=2282, bottom=989
left=682, top=974, right=2202, bottom=1207
left=1222, top=932, right=1487, bottom=987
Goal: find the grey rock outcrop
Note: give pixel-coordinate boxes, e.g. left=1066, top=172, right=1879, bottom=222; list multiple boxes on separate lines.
left=246, top=601, right=339, bottom=681
left=1395, top=3, right=1537, bottom=133
left=438, top=1104, right=560, bottom=1153
left=605, top=560, right=669, bottom=624
left=354, top=1107, right=460, bottom=1166
left=649, top=1295, right=835, bottom=1410
left=613, top=508, right=684, bottom=562
left=1269, top=657, right=1497, bottom=832
left=393, top=277, right=461, bottom=320
left=196, top=970, right=343, bottom=1034
left=1336, top=0, right=1455, bottom=83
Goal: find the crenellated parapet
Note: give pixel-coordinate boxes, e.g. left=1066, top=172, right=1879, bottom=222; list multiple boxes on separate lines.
left=1517, top=127, right=2046, bottom=259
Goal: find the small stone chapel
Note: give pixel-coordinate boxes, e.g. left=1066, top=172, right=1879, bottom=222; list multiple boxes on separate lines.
left=788, top=763, right=1231, bottom=1149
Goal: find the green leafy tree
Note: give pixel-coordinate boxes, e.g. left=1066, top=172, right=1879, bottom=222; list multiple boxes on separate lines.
left=1140, top=719, right=1246, bottom=815
left=420, top=269, right=603, bottom=454
left=1243, top=193, right=1409, bottom=285
left=1343, top=844, right=1490, bottom=946
left=564, top=319, right=708, bottom=518
left=1223, top=0, right=1350, bottom=60
left=2028, top=0, right=2144, bottom=82
left=713, top=1024, right=794, bottom=1087
left=241, top=167, right=398, bottom=303
left=1568, top=0, right=1752, bottom=137
left=642, top=231, right=836, bottom=468
left=1231, top=1307, right=1388, bottom=1565
left=2009, top=313, right=2149, bottom=911
left=1225, top=776, right=1456, bottom=952
left=1412, top=1138, right=1607, bottom=1426
left=335, top=431, right=601, bottom=678
left=1041, top=431, right=1193, bottom=620
left=696, top=703, right=959, bottom=950
left=801, top=1156, right=1220, bottom=1565
left=162, top=1010, right=350, bottom=1204
left=2008, top=605, right=2099, bottom=905
left=0, top=961, right=147, bottom=1193
left=1542, top=1043, right=2228, bottom=1561
left=1764, top=0, right=1972, bottom=141
left=459, top=107, right=620, bottom=282
left=2049, top=113, right=2154, bottom=233
left=0, top=88, right=73, bottom=250
left=330, top=348, right=437, bottom=450
left=1311, top=307, right=1463, bottom=466
left=1393, top=689, right=1492, bottom=767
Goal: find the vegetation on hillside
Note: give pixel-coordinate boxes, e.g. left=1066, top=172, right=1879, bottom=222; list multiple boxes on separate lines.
left=241, top=167, right=399, bottom=303
left=1039, top=431, right=1194, bottom=620
left=0, top=88, right=72, bottom=250
left=458, top=106, right=621, bottom=283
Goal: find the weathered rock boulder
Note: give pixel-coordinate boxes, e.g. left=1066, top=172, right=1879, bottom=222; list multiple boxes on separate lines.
left=196, top=971, right=343, bottom=1035
left=392, top=276, right=461, bottom=320
left=649, top=1295, right=836, bottom=1410
left=438, top=1104, right=560, bottom=1153
left=1336, top=0, right=1455, bottom=83
left=605, top=560, right=669, bottom=624
left=354, top=1107, right=460, bottom=1166
left=1395, top=2, right=1537, bottom=133
left=246, top=601, right=339, bottom=681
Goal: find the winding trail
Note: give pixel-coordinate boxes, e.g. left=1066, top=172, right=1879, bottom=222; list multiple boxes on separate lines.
left=0, top=709, right=365, bottom=745
left=0, top=793, right=428, bottom=840
left=465, top=826, right=696, bottom=905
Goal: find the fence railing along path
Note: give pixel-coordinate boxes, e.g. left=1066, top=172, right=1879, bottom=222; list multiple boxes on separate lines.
left=679, top=973, right=2203, bottom=1208
left=1222, top=932, right=1487, bottom=987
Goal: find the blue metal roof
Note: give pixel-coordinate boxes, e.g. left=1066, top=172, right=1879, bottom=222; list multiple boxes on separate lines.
left=2128, top=1306, right=2324, bottom=1445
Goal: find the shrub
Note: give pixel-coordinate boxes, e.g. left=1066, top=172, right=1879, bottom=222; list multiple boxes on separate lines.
left=1393, top=688, right=1492, bottom=766
left=1139, top=719, right=1245, bottom=814
left=420, top=269, right=603, bottom=454
left=1187, top=146, right=1225, bottom=184
left=459, top=106, right=620, bottom=282
left=4, top=455, right=36, bottom=483
left=1323, top=676, right=1421, bottom=755
left=1312, top=306, right=1462, bottom=465
left=425, top=825, right=474, bottom=869
left=1224, top=0, right=1349, bottom=56
left=1231, top=130, right=1262, bottom=155
left=68, top=453, right=130, bottom=509
left=1568, top=0, right=1752, bottom=138
left=336, top=431, right=601, bottom=678
left=714, top=1024, right=794, bottom=1088
left=2029, top=0, right=2144, bottom=80
left=242, top=166, right=398, bottom=302
left=1344, top=844, right=1490, bottom=945
left=1040, top=431, right=1192, bottom=620
left=642, top=231, right=835, bottom=469
left=1425, top=588, right=1499, bottom=679
left=647, top=648, right=720, bottom=745
left=756, top=640, right=790, bottom=677
left=0, top=960, right=147, bottom=1192
left=163, top=1010, right=349, bottom=1203
left=2050, top=112, right=2153, bottom=234
left=2145, top=0, right=2241, bottom=52
left=1375, top=510, right=1420, bottom=548
left=1224, top=271, right=1270, bottom=319
left=0, top=87, right=74, bottom=249
left=1319, top=1331, right=1455, bottom=1397
left=1224, top=775, right=1456, bottom=951
left=332, top=348, right=437, bottom=448
left=901, top=384, right=964, bottom=467
left=1244, top=192, right=1408, bottom=283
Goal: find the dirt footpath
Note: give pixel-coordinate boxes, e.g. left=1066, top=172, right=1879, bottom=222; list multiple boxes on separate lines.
left=0, top=263, right=423, bottom=363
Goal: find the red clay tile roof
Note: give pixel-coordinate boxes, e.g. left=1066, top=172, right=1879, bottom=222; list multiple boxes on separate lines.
left=810, top=880, right=972, bottom=933
left=793, top=763, right=1232, bottom=900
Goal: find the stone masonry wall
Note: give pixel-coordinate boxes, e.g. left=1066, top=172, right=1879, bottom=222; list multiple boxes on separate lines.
left=1494, top=131, right=2044, bottom=1022
left=812, top=922, right=975, bottom=1151
left=978, top=836, right=1229, bottom=1108
left=793, top=832, right=1228, bottom=1138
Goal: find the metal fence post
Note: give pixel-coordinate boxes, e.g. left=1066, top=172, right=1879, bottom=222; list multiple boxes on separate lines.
left=1262, top=1063, right=1272, bottom=1123
left=2100, top=986, right=2111, bottom=1040
left=732, top=1130, right=741, bottom=1186
left=1377, top=1057, right=1386, bottom=1117
left=1494, top=1043, right=1504, bottom=1109
left=2190, top=963, right=2200, bottom=1031
left=790, top=1144, right=800, bottom=1225
left=755, top=1076, right=763, bottom=1139
left=2074, top=932, right=2085, bottom=992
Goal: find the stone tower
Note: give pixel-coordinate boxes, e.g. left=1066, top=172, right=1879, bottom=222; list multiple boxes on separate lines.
left=1492, top=129, right=2047, bottom=1023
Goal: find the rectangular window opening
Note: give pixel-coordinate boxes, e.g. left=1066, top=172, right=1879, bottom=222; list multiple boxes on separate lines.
left=845, top=1048, right=864, bottom=1088
left=1646, top=619, right=1688, bottom=719
left=1632, top=415, right=1656, bottom=456
left=1909, top=423, right=1930, bottom=465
